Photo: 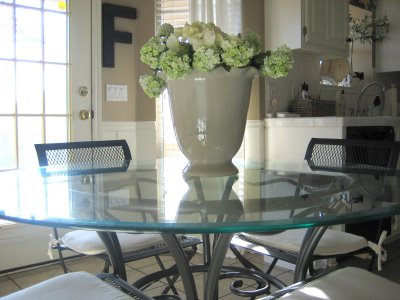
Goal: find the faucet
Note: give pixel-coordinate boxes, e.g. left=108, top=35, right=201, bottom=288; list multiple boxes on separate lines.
left=354, top=82, right=386, bottom=117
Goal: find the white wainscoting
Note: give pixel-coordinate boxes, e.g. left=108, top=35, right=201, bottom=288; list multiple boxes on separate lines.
left=244, top=120, right=265, bottom=164
left=100, top=121, right=157, bottom=165
left=0, top=224, right=74, bottom=272
left=101, top=120, right=265, bottom=165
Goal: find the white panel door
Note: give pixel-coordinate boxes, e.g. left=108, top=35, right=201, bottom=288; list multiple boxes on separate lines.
left=0, top=0, right=95, bottom=270
left=0, top=0, right=92, bottom=171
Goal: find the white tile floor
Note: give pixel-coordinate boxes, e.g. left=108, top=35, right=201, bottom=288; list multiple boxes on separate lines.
left=1, top=241, right=399, bottom=299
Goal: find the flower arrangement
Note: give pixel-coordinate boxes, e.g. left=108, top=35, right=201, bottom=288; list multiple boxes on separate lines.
left=349, top=13, right=390, bottom=45
left=139, top=21, right=294, bottom=98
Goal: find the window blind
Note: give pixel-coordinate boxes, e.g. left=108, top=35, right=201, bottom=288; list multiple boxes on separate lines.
left=156, top=0, right=190, bottom=27
left=155, top=0, right=190, bottom=160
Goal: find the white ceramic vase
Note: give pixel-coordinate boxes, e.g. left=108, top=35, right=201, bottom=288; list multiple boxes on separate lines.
left=165, top=66, right=259, bottom=175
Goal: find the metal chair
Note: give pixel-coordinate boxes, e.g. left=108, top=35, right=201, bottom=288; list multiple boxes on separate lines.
left=305, top=137, right=400, bottom=175
left=230, top=138, right=400, bottom=280
left=34, top=140, right=201, bottom=280
left=258, top=267, right=400, bottom=300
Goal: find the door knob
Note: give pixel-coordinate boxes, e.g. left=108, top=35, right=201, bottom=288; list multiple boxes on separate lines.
left=79, top=110, right=92, bottom=120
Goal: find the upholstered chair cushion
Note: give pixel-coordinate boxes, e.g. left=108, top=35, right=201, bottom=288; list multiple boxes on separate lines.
left=280, top=267, right=400, bottom=300
left=2, top=271, right=134, bottom=300
left=242, top=228, right=368, bottom=256
left=62, top=230, right=167, bottom=255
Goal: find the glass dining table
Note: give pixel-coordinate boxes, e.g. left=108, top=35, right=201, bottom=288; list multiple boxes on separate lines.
left=1, top=157, right=400, bottom=300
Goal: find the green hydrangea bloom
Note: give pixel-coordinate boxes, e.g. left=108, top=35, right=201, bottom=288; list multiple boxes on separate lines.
left=157, top=23, right=174, bottom=37
left=140, top=36, right=166, bottom=69
left=193, top=46, right=221, bottom=72
left=139, top=74, right=166, bottom=99
left=139, top=22, right=294, bottom=99
left=242, top=30, right=261, bottom=56
left=261, top=45, right=294, bottom=79
left=220, top=36, right=255, bottom=68
left=159, top=50, right=191, bottom=79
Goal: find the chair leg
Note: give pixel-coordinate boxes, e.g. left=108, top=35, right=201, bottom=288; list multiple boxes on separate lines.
left=158, top=245, right=199, bottom=296
left=53, top=227, right=68, bottom=273
left=308, top=261, right=318, bottom=276
left=102, top=259, right=111, bottom=273
left=266, top=258, right=279, bottom=274
left=229, top=244, right=263, bottom=272
left=368, top=251, right=376, bottom=271
left=155, top=255, right=180, bottom=296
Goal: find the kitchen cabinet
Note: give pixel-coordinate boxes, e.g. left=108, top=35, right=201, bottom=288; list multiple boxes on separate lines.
left=375, top=0, right=400, bottom=72
left=265, top=0, right=349, bottom=57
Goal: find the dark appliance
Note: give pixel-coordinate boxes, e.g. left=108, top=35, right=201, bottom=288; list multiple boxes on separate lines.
left=345, top=126, right=395, bottom=241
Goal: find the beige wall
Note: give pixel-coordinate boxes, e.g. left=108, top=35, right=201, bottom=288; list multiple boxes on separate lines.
left=242, top=0, right=265, bottom=120
left=102, top=0, right=265, bottom=121
left=102, top=0, right=155, bottom=121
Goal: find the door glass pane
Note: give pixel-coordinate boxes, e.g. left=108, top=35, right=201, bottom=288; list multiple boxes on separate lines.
left=45, top=64, right=67, bottom=114
left=0, top=0, right=77, bottom=172
left=16, top=62, right=43, bottom=114
left=0, top=117, right=17, bottom=170
left=44, top=11, right=67, bottom=63
left=45, top=116, right=68, bottom=142
left=16, top=7, right=42, bottom=61
left=0, top=61, right=16, bottom=114
left=44, top=0, right=67, bottom=12
left=18, top=116, right=43, bottom=168
left=0, top=4, right=14, bottom=58
left=15, top=0, right=41, bottom=8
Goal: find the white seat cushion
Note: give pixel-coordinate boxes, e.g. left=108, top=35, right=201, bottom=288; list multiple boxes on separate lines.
left=2, top=271, right=134, bottom=300
left=62, top=230, right=168, bottom=255
left=242, top=228, right=368, bottom=256
left=281, top=267, right=400, bottom=300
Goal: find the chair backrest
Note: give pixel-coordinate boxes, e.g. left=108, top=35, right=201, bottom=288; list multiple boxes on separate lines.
left=304, top=138, right=400, bottom=175
left=34, top=140, right=132, bottom=175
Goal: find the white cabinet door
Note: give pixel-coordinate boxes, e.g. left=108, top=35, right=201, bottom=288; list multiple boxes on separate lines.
left=326, top=0, right=349, bottom=56
left=265, top=0, right=348, bottom=57
left=303, top=0, right=329, bottom=50
left=303, top=0, right=348, bottom=56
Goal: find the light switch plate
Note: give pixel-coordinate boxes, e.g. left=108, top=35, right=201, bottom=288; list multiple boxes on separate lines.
left=106, top=84, right=128, bottom=101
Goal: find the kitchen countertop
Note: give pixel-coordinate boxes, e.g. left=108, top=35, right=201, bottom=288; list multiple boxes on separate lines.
left=264, top=116, right=400, bottom=127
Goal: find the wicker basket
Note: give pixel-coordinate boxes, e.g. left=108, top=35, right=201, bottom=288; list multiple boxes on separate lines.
left=290, top=99, right=336, bottom=117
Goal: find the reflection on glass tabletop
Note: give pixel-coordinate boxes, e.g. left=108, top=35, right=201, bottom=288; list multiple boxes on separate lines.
left=1, top=158, right=399, bottom=234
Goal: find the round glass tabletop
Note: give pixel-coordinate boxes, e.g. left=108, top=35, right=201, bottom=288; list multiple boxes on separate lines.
left=1, top=159, right=399, bottom=234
